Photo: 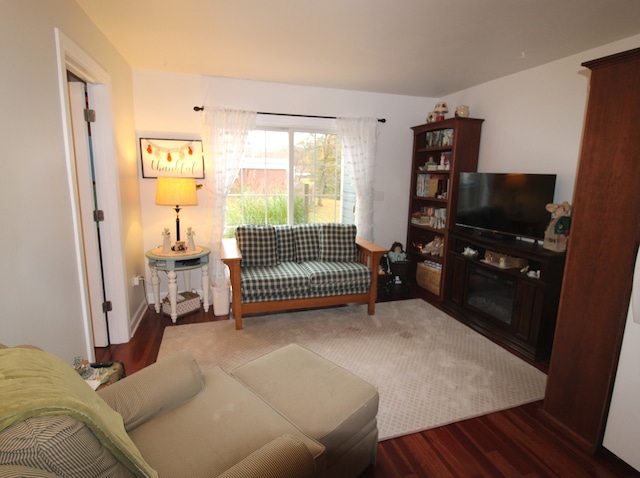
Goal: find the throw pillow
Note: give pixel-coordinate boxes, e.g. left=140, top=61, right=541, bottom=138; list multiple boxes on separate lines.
left=293, top=224, right=320, bottom=262
left=318, top=223, right=358, bottom=262
left=274, top=225, right=296, bottom=263
left=235, top=225, right=278, bottom=267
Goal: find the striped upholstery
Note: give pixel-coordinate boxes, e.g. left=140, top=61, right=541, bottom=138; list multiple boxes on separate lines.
left=318, top=224, right=358, bottom=262
left=217, top=435, right=316, bottom=478
left=0, top=415, right=134, bottom=478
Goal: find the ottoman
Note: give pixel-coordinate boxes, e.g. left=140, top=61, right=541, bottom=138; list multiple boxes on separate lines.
left=232, top=344, right=379, bottom=478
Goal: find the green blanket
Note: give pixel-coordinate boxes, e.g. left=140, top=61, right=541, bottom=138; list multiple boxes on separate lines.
left=0, top=347, right=157, bottom=478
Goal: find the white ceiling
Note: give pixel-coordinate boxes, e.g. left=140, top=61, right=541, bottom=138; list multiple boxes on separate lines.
left=75, top=0, right=640, bottom=98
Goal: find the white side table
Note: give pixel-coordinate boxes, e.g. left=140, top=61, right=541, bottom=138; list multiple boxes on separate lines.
left=145, top=246, right=211, bottom=323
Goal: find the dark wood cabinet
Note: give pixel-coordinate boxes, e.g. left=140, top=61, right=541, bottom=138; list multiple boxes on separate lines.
left=442, top=229, right=565, bottom=361
left=543, top=48, right=640, bottom=453
left=406, top=118, right=483, bottom=299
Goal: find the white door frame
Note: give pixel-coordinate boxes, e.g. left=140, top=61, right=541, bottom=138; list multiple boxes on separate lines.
left=55, top=29, right=130, bottom=357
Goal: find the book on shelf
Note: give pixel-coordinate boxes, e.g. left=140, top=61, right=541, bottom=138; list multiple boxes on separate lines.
left=416, top=173, right=447, bottom=198
left=425, top=128, right=454, bottom=148
left=411, top=207, right=447, bottom=229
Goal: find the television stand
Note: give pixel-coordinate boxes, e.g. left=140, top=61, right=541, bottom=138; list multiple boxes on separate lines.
left=442, top=229, right=566, bottom=361
left=477, top=230, right=516, bottom=242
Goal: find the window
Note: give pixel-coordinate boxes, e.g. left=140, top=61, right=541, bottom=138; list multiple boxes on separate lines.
left=225, top=128, right=355, bottom=236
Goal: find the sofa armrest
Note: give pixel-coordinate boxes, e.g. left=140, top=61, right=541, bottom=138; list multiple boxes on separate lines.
left=0, top=465, right=63, bottom=478
left=98, top=350, right=203, bottom=431
left=355, top=237, right=387, bottom=270
left=216, top=435, right=318, bottom=478
left=356, top=237, right=387, bottom=315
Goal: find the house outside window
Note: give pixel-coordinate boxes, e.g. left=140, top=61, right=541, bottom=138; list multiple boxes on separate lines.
left=225, top=128, right=355, bottom=236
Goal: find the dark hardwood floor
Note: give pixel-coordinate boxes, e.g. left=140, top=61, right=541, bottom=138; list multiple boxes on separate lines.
left=96, top=296, right=639, bottom=478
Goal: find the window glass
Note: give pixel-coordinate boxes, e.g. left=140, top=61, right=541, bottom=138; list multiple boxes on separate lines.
left=225, top=128, right=354, bottom=236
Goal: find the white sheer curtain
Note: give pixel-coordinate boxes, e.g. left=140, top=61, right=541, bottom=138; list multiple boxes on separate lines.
left=201, top=107, right=256, bottom=286
left=337, top=117, right=379, bottom=241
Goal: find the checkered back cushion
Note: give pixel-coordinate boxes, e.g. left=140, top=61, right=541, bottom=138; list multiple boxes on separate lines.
left=236, top=225, right=278, bottom=267
left=318, top=223, right=358, bottom=262
left=274, top=225, right=296, bottom=262
left=293, top=224, right=320, bottom=262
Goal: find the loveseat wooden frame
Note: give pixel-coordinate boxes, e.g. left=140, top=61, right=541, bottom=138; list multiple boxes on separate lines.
left=221, top=237, right=387, bottom=329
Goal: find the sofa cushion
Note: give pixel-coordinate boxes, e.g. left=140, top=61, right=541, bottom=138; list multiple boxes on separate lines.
left=274, top=225, right=296, bottom=263
left=240, top=262, right=309, bottom=303
left=318, top=224, right=358, bottom=262
left=300, top=261, right=371, bottom=293
left=294, top=224, right=320, bottom=262
left=127, top=366, right=325, bottom=477
left=98, top=350, right=203, bottom=431
left=236, top=225, right=278, bottom=267
left=232, top=344, right=379, bottom=473
left=0, top=415, right=135, bottom=478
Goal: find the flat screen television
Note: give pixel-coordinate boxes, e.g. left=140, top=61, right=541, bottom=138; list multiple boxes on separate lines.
left=455, top=172, right=557, bottom=241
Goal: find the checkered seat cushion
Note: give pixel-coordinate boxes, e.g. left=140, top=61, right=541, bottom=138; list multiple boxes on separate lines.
left=300, top=260, right=371, bottom=296
left=240, top=262, right=311, bottom=303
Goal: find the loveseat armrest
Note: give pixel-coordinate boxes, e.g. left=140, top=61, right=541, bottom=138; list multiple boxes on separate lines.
left=221, top=238, right=243, bottom=330
left=355, top=236, right=388, bottom=269
left=98, top=351, right=203, bottom=431
left=216, top=435, right=319, bottom=478
left=356, top=237, right=387, bottom=315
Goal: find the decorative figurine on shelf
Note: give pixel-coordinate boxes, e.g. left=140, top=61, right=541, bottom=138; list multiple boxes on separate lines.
left=421, top=236, right=444, bottom=256
left=162, top=228, right=171, bottom=252
left=455, top=105, right=470, bottom=118
left=388, top=242, right=407, bottom=262
left=434, top=101, right=448, bottom=121
left=543, top=201, right=572, bottom=252
left=186, top=227, right=196, bottom=251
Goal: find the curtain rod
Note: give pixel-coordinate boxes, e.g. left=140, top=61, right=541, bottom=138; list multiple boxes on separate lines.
left=193, top=106, right=386, bottom=123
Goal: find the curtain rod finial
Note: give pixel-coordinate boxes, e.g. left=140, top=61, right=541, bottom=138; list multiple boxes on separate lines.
left=193, top=106, right=204, bottom=111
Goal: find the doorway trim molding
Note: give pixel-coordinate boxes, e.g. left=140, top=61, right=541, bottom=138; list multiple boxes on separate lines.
left=54, top=28, right=130, bottom=356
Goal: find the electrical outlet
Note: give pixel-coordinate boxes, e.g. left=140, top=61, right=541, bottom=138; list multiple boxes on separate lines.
left=132, top=275, right=144, bottom=286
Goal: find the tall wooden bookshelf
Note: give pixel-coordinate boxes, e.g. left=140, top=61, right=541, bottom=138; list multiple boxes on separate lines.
left=406, top=117, right=483, bottom=299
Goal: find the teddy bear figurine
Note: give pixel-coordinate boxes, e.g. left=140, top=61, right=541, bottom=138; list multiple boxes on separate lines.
left=543, top=201, right=571, bottom=252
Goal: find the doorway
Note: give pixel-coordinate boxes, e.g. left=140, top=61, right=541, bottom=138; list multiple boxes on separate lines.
left=67, top=75, right=110, bottom=346
left=55, top=28, right=131, bottom=357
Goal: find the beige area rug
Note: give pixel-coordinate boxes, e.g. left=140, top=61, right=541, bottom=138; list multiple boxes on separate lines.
left=158, top=299, right=546, bottom=440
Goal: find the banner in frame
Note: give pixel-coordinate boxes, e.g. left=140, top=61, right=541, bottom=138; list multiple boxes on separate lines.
left=140, top=138, right=204, bottom=178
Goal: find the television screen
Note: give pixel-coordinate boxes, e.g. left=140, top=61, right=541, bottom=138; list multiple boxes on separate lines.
left=455, top=173, right=557, bottom=240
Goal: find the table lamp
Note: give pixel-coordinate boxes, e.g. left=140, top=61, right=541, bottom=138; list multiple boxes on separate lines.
left=155, top=177, right=198, bottom=245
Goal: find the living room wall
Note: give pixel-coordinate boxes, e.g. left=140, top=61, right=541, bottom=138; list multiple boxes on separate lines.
left=442, top=34, right=640, bottom=204
left=132, top=34, right=640, bottom=298
left=0, top=0, right=143, bottom=361
left=132, top=72, right=433, bottom=296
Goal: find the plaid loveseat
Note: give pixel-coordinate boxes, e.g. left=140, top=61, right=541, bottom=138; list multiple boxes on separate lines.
left=221, top=224, right=387, bottom=329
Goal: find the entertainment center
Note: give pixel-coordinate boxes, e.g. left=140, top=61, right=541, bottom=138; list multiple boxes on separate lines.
left=443, top=229, right=565, bottom=361
left=406, top=118, right=566, bottom=361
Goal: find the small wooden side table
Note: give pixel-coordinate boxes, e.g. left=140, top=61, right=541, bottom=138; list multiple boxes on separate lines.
left=145, top=246, right=211, bottom=323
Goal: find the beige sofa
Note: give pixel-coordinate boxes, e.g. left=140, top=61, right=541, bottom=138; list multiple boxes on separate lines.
left=0, top=343, right=378, bottom=478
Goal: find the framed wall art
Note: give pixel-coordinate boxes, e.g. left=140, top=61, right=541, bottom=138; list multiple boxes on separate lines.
left=139, top=138, right=204, bottom=178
